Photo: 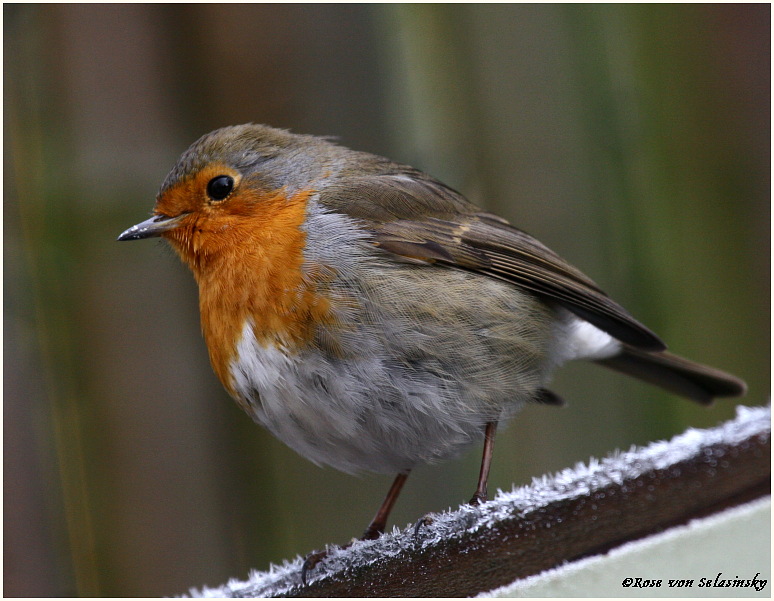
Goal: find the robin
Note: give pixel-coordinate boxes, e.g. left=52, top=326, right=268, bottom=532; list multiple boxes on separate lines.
left=118, top=123, right=746, bottom=575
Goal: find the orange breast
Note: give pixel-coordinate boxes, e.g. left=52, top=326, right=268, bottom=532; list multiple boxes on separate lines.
left=163, top=186, right=333, bottom=395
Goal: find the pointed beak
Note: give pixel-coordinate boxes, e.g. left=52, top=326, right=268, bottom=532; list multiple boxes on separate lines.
left=117, top=213, right=188, bottom=241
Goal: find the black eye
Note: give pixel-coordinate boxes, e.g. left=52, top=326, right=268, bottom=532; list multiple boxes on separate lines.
left=206, top=175, right=234, bottom=201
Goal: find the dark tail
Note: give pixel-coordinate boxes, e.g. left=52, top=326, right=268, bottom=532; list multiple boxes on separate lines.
left=595, top=346, right=747, bottom=405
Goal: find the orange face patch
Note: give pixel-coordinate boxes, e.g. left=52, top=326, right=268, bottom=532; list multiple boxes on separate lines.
left=157, top=170, right=332, bottom=394
left=155, top=163, right=242, bottom=218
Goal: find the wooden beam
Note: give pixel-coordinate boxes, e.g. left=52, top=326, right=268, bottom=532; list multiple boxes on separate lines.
left=190, top=405, right=770, bottom=598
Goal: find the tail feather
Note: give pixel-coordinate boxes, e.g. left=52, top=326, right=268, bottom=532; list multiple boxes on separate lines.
left=595, top=347, right=747, bottom=405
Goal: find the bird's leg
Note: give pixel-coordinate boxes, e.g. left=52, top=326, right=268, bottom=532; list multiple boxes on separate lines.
left=362, top=471, right=410, bottom=539
left=469, top=421, right=497, bottom=505
left=416, top=422, right=498, bottom=539
left=302, top=470, right=410, bottom=584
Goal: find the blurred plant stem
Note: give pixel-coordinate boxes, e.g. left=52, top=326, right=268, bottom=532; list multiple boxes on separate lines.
left=3, top=4, right=766, bottom=597
left=562, top=4, right=764, bottom=435
left=5, top=6, right=99, bottom=596
left=374, top=4, right=484, bottom=197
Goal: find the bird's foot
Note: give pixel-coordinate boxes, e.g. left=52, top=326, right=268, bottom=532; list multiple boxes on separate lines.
left=468, top=491, right=487, bottom=505
left=301, top=536, right=362, bottom=585
left=412, top=514, right=435, bottom=538
left=300, top=549, right=329, bottom=586
left=361, top=524, right=383, bottom=541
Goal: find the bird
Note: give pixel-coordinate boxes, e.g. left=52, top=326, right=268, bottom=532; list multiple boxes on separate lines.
left=118, top=123, right=746, bottom=571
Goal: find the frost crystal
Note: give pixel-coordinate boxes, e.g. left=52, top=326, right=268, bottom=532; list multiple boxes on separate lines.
left=185, top=404, right=769, bottom=598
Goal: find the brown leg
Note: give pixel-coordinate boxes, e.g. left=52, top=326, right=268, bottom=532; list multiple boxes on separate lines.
left=362, top=471, right=410, bottom=540
left=469, top=421, right=497, bottom=505
left=302, top=470, right=410, bottom=585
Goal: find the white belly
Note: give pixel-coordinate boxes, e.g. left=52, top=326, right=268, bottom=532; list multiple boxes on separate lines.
left=224, top=205, right=577, bottom=474
left=228, top=271, right=557, bottom=474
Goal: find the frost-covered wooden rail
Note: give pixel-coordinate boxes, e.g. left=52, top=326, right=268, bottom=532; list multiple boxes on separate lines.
left=191, top=405, right=770, bottom=598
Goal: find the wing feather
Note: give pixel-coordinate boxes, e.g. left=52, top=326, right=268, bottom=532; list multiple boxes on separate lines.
left=318, top=172, right=666, bottom=351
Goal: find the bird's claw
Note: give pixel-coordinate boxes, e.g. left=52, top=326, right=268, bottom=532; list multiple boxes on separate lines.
left=413, top=514, right=435, bottom=538
left=301, top=538, right=359, bottom=585
left=301, top=549, right=328, bottom=586
left=468, top=492, right=487, bottom=505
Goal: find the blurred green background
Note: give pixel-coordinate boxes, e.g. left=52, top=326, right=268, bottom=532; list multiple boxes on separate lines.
left=4, top=4, right=769, bottom=597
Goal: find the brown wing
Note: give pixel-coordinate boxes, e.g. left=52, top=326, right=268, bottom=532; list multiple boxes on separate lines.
left=319, top=171, right=666, bottom=352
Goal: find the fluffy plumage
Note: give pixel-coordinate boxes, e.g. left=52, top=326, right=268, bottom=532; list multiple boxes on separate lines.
left=118, top=124, right=746, bottom=484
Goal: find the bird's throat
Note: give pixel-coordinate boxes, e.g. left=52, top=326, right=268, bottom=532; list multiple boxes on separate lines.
left=171, top=189, right=333, bottom=394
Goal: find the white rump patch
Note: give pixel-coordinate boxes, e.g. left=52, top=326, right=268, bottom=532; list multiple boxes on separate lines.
left=550, top=314, right=622, bottom=366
